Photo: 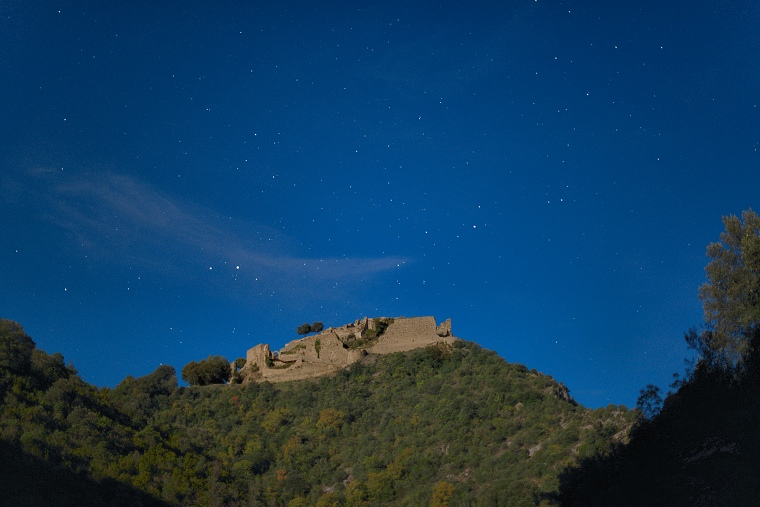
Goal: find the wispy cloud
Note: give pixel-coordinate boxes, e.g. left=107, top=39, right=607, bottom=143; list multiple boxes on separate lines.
left=8, top=168, right=409, bottom=297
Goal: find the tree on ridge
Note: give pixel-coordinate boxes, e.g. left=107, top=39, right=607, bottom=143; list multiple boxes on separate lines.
left=698, top=208, right=760, bottom=365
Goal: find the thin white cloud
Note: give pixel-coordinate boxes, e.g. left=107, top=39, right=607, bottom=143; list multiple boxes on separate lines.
left=8, top=168, right=409, bottom=294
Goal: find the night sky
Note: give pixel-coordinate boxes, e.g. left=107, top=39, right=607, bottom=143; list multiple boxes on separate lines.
left=2, top=1, right=758, bottom=408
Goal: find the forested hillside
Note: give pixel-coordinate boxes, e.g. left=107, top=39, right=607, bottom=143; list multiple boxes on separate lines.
left=0, top=320, right=635, bottom=506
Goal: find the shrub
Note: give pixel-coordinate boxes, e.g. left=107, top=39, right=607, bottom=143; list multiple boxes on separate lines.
left=181, top=355, right=230, bottom=386
left=0, top=319, right=35, bottom=374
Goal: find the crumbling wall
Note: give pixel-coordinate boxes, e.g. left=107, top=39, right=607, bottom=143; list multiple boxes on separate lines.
left=242, top=316, right=455, bottom=384
left=370, top=316, right=455, bottom=354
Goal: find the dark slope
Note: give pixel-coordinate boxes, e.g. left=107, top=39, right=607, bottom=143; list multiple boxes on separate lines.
left=556, top=331, right=760, bottom=506
left=0, top=440, right=170, bottom=507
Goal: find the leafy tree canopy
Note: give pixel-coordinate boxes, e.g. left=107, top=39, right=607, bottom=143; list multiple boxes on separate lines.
left=0, top=319, right=35, bottom=375
left=181, top=355, right=230, bottom=386
left=698, top=209, right=760, bottom=364
left=297, top=321, right=324, bottom=335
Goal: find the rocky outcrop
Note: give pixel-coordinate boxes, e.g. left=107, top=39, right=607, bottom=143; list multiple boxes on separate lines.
left=241, top=317, right=456, bottom=383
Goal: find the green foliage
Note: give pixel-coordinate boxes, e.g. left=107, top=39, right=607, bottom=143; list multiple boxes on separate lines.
left=0, top=440, right=171, bottom=506
left=110, top=365, right=177, bottom=424
left=296, top=322, right=324, bottom=335
left=430, top=481, right=456, bottom=507
left=343, top=319, right=393, bottom=349
left=364, top=318, right=391, bottom=341
left=181, top=356, right=230, bottom=386
left=698, top=209, right=760, bottom=364
left=314, top=338, right=321, bottom=358
left=0, top=324, right=634, bottom=506
left=0, top=319, right=35, bottom=375
left=31, top=349, right=72, bottom=390
left=315, top=408, right=345, bottom=430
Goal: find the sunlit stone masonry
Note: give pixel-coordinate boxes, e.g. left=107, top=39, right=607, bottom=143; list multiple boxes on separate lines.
left=241, top=316, right=456, bottom=383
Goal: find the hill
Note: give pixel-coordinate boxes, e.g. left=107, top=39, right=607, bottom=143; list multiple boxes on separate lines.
left=0, top=319, right=636, bottom=506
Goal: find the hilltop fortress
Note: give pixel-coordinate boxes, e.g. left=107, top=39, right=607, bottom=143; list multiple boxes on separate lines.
left=241, top=316, right=456, bottom=383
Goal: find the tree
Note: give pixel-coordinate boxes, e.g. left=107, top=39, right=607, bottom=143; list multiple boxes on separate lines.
left=181, top=356, right=230, bottom=386
left=636, top=384, right=663, bottom=420
left=431, top=481, right=456, bottom=507
left=0, top=319, right=35, bottom=374
left=110, top=365, right=177, bottom=424
left=297, top=322, right=323, bottom=335
left=31, top=350, right=70, bottom=388
left=698, top=209, right=760, bottom=364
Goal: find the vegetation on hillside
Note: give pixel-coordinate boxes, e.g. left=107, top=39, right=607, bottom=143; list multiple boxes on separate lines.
left=0, top=321, right=634, bottom=506
left=698, top=209, right=760, bottom=365
left=181, top=355, right=231, bottom=386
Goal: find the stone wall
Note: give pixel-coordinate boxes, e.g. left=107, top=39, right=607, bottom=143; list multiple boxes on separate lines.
left=370, top=316, right=456, bottom=354
left=241, top=316, right=456, bottom=384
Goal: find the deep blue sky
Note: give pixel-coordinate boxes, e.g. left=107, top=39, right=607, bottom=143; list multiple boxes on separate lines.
left=2, top=0, right=758, bottom=408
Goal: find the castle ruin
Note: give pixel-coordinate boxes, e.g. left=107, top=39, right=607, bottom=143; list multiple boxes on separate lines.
left=241, top=316, right=455, bottom=383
